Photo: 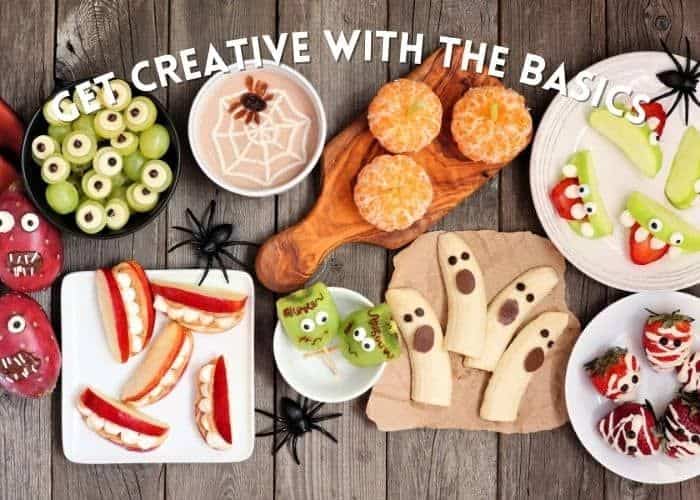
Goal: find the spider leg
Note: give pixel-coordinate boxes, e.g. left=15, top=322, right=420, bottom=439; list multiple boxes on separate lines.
left=198, top=256, right=213, bottom=286
left=220, top=248, right=250, bottom=271
left=667, top=92, right=684, bottom=118
left=685, top=36, right=692, bottom=73
left=660, top=37, right=684, bottom=73
left=255, top=409, right=285, bottom=422
left=214, top=253, right=230, bottom=283
left=186, top=208, right=205, bottom=235
left=651, top=88, right=678, bottom=102
left=222, top=240, right=260, bottom=248
left=307, top=401, right=325, bottom=417
left=257, top=425, right=287, bottom=437
left=691, top=59, right=700, bottom=76
left=168, top=239, right=194, bottom=253
left=291, top=435, right=301, bottom=465
left=311, top=412, right=343, bottom=424
left=310, top=423, right=338, bottom=444
left=690, top=91, right=700, bottom=109
left=205, top=200, right=216, bottom=231
left=273, top=432, right=291, bottom=455
left=684, top=91, right=690, bottom=125
left=172, top=225, right=194, bottom=235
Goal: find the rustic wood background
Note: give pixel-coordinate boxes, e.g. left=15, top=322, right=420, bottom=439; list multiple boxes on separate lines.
left=1, top=0, right=699, bottom=498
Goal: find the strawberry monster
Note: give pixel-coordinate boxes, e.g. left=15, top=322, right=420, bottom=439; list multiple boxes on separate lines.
left=678, top=352, right=700, bottom=394
left=276, top=282, right=340, bottom=352
left=598, top=400, right=662, bottom=457
left=550, top=150, right=613, bottom=239
left=619, top=192, right=700, bottom=265
left=663, top=393, right=700, bottom=458
left=642, top=309, right=693, bottom=371
left=584, top=347, right=640, bottom=402
left=0, top=292, right=61, bottom=397
left=0, top=187, right=63, bottom=291
left=338, top=303, right=401, bottom=367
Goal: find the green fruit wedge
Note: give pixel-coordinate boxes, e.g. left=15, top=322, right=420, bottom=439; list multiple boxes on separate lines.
left=665, top=126, right=700, bottom=209
left=589, top=108, right=662, bottom=178
left=566, top=150, right=613, bottom=239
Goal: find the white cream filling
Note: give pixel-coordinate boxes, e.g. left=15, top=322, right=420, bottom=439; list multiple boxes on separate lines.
left=650, top=237, right=666, bottom=250
left=646, top=117, right=660, bottom=131
left=619, top=210, right=635, bottom=228
left=564, top=184, right=580, bottom=199
left=77, top=400, right=160, bottom=450
left=154, top=294, right=237, bottom=330
left=115, top=272, right=144, bottom=352
left=570, top=203, right=585, bottom=220
left=634, top=226, right=650, bottom=243
left=197, top=362, right=231, bottom=450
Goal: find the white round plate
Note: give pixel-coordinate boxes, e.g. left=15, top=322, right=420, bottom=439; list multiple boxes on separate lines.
left=273, top=287, right=385, bottom=403
left=566, top=291, right=700, bottom=484
left=531, top=51, right=700, bottom=291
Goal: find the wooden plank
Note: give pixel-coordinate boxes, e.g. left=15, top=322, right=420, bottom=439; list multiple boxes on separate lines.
left=51, top=1, right=168, bottom=499
left=385, top=1, right=499, bottom=499
left=273, top=2, right=388, bottom=499
left=164, top=1, right=276, bottom=499
left=0, top=2, right=54, bottom=500
left=497, top=1, right=608, bottom=499
left=605, top=1, right=700, bottom=497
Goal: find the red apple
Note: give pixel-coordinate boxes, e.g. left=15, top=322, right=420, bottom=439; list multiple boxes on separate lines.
left=95, top=268, right=130, bottom=363
left=113, top=261, right=155, bottom=347
left=212, top=356, right=232, bottom=444
left=150, top=281, right=247, bottom=314
left=121, top=322, right=192, bottom=405
left=80, top=387, right=169, bottom=437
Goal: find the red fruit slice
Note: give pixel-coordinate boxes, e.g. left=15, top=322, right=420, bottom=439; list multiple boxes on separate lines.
left=0, top=97, right=24, bottom=160
left=0, top=155, right=19, bottom=193
left=151, top=281, right=247, bottom=314
left=95, top=268, right=130, bottom=363
left=113, top=261, right=155, bottom=347
left=629, top=223, right=669, bottom=265
left=80, top=387, right=169, bottom=436
left=212, top=356, right=232, bottom=444
left=550, top=177, right=582, bottom=220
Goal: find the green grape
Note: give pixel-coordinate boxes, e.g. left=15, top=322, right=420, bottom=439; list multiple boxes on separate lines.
left=123, top=151, right=147, bottom=181
left=46, top=181, right=79, bottom=214
left=48, top=123, right=71, bottom=144
left=139, top=124, right=170, bottom=159
left=72, top=114, right=98, bottom=142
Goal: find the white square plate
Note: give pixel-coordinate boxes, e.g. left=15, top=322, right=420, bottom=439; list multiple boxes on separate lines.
left=61, top=268, right=255, bottom=464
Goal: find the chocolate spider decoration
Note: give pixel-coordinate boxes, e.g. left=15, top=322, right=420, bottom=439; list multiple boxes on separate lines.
left=652, top=37, right=700, bottom=125
left=228, top=75, right=274, bottom=125
left=256, top=395, right=342, bottom=465
left=168, top=200, right=258, bottom=286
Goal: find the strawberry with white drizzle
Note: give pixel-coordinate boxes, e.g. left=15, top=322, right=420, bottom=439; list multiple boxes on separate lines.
left=584, top=347, right=640, bottom=402
left=662, top=394, right=700, bottom=459
left=678, top=352, right=700, bottom=394
left=642, top=309, right=693, bottom=371
left=598, top=400, right=662, bottom=457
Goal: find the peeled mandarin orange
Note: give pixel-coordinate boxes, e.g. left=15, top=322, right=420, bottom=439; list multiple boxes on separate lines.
left=368, top=79, right=443, bottom=153
left=451, top=86, right=532, bottom=164
left=354, top=154, right=433, bottom=232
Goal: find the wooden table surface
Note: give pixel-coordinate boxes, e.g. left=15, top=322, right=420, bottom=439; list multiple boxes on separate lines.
left=2, top=0, right=699, bottom=499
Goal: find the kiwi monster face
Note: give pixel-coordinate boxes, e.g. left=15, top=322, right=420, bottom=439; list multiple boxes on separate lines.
left=276, top=282, right=339, bottom=351
left=338, top=303, right=401, bottom=367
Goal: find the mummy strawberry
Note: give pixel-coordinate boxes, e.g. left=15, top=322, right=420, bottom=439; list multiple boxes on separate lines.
left=662, top=393, right=700, bottom=458
left=550, top=150, right=612, bottom=239
left=195, top=355, right=233, bottom=450
left=619, top=192, right=700, bottom=265
left=121, top=322, right=193, bottom=406
left=678, top=352, right=700, bottom=394
left=0, top=188, right=63, bottom=292
left=95, top=260, right=155, bottom=363
left=76, top=387, right=170, bottom=452
left=598, top=401, right=662, bottom=457
left=642, top=309, right=693, bottom=371
left=0, top=292, right=61, bottom=397
left=151, top=280, right=247, bottom=333
left=584, top=347, right=640, bottom=402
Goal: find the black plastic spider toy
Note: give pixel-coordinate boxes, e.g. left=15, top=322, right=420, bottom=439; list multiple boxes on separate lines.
left=168, top=200, right=259, bottom=285
left=256, top=395, right=342, bottom=465
left=652, top=37, right=700, bottom=125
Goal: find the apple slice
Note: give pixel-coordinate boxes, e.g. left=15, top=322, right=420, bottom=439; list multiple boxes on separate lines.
left=95, top=268, right=130, bottom=363
left=113, top=261, right=156, bottom=348
left=151, top=281, right=248, bottom=333
left=195, top=356, right=233, bottom=449
left=77, top=387, right=170, bottom=452
left=121, top=322, right=193, bottom=406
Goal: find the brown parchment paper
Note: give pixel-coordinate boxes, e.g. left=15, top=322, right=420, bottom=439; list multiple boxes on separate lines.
left=366, top=230, right=580, bottom=434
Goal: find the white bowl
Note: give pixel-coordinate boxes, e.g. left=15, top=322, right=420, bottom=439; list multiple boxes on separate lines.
left=273, top=287, right=386, bottom=403
left=188, top=59, right=327, bottom=198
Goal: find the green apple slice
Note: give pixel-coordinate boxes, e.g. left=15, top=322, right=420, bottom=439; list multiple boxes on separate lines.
left=589, top=108, right=662, bottom=178
left=665, top=126, right=700, bottom=209
left=566, top=150, right=613, bottom=239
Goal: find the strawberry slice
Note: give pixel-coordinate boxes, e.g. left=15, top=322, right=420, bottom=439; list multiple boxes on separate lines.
left=550, top=177, right=582, bottom=220
left=641, top=101, right=666, bottom=137
left=629, top=223, right=669, bottom=265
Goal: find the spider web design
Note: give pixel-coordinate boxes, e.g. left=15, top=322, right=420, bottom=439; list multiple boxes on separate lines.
left=211, top=90, right=312, bottom=187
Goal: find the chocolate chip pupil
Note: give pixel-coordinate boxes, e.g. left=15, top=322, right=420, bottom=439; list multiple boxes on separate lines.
left=526, top=293, right=535, bottom=302
left=632, top=375, right=638, bottom=383
left=516, top=283, right=526, bottom=291
left=626, top=430, right=635, bottom=439
left=130, top=108, right=140, bottom=117
left=107, top=209, right=114, bottom=217
left=107, top=113, right=117, bottom=122
left=448, top=256, right=457, bottom=265
left=620, top=384, right=628, bottom=393
left=117, top=134, right=126, bottom=142
left=242, top=92, right=266, bottom=112
left=461, top=252, right=469, bottom=260
left=415, top=308, right=424, bottom=317
left=49, top=163, right=57, bottom=172
left=674, top=339, right=682, bottom=347
left=540, top=329, right=549, bottom=338
left=108, top=157, right=117, bottom=166
left=660, top=337, right=669, bottom=345
left=74, top=139, right=82, bottom=148
left=95, top=181, right=103, bottom=190
left=37, top=143, right=46, bottom=152
left=85, top=213, right=93, bottom=222
left=13, top=321, right=20, bottom=329
left=403, top=314, right=412, bottom=322
left=142, top=188, right=150, bottom=195
left=149, top=169, right=158, bottom=178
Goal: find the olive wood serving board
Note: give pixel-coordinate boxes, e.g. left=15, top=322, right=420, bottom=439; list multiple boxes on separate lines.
left=256, top=47, right=524, bottom=293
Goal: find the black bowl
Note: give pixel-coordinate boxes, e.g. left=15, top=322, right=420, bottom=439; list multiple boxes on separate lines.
left=21, top=81, right=181, bottom=239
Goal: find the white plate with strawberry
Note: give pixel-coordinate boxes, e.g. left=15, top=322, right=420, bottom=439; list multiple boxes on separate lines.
left=566, top=291, right=700, bottom=483
left=61, top=267, right=254, bottom=463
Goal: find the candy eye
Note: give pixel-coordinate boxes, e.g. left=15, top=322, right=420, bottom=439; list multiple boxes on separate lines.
left=353, top=327, right=367, bottom=341
left=7, top=315, right=25, bottom=334
left=648, top=218, right=663, bottom=233
left=300, top=319, right=315, bottom=332
left=670, top=232, right=684, bottom=246
left=578, top=184, right=590, bottom=197
left=0, top=211, right=15, bottom=233
left=21, top=213, right=39, bottom=232
left=315, top=311, right=329, bottom=325
left=584, top=202, right=596, bottom=215
left=361, top=338, right=376, bottom=352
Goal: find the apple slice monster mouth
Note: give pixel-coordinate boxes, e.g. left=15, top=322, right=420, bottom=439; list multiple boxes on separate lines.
left=620, top=191, right=700, bottom=265
left=0, top=350, right=41, bottom=383
left=7, top=251, right=43, bottom=278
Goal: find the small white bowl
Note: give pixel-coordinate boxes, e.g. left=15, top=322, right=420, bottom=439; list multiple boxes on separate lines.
left=273, top=287, right=386, bottom=403
left=188, top=59, right=327, bottom=198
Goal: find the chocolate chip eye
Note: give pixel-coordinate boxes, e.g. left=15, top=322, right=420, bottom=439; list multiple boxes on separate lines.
left=300, top=318, right=315, bottom=332
left=627, top=446, right=637, bottom=454
left=674, top=339, right=682, bottom=347
left=547, top=340, right=554, bottom=348
left=526, top=293, right=535, bottom=302
left=660, top=337, right=669, bottom=346
left=7, top=315, right=25, bottom=334
left=626, top=430, right=635, bottom=439
left=670, top=232, right=684, bottom=246
left=362, top=338, right=376, bottom=352
left=353, top=327, right=367, bottom=341
left=648, top=218, right=663, bottom=233
left=315, top=311, right=329, bottom=325
left=415, top=308, right=424, bottom=317
left=578, top=184, right=590, bottom=197
left=461, top=252, right=469, bottom=260
left=540, top=329, right=549, bottom=338
left=516, top=283, right=526, bottom=291
left=620, top=384, right=629, bottom=393
left=692, top=435, right=700, bottom=444
left=631, top=375, right=639, bottom=384
left=448, top=256, right=457, bottom=265
left=403, top=314, right=413, bottom=323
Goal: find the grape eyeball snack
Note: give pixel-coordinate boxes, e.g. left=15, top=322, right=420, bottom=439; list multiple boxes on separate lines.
left=33, top=81, right=173, bottom=234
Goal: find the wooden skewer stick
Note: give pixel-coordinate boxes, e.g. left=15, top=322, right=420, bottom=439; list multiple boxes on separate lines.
left=303, top=346, right=338, bottom=358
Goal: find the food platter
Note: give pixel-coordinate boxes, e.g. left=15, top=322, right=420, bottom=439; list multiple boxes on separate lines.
left=531, top=51, right=700, bottom=292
